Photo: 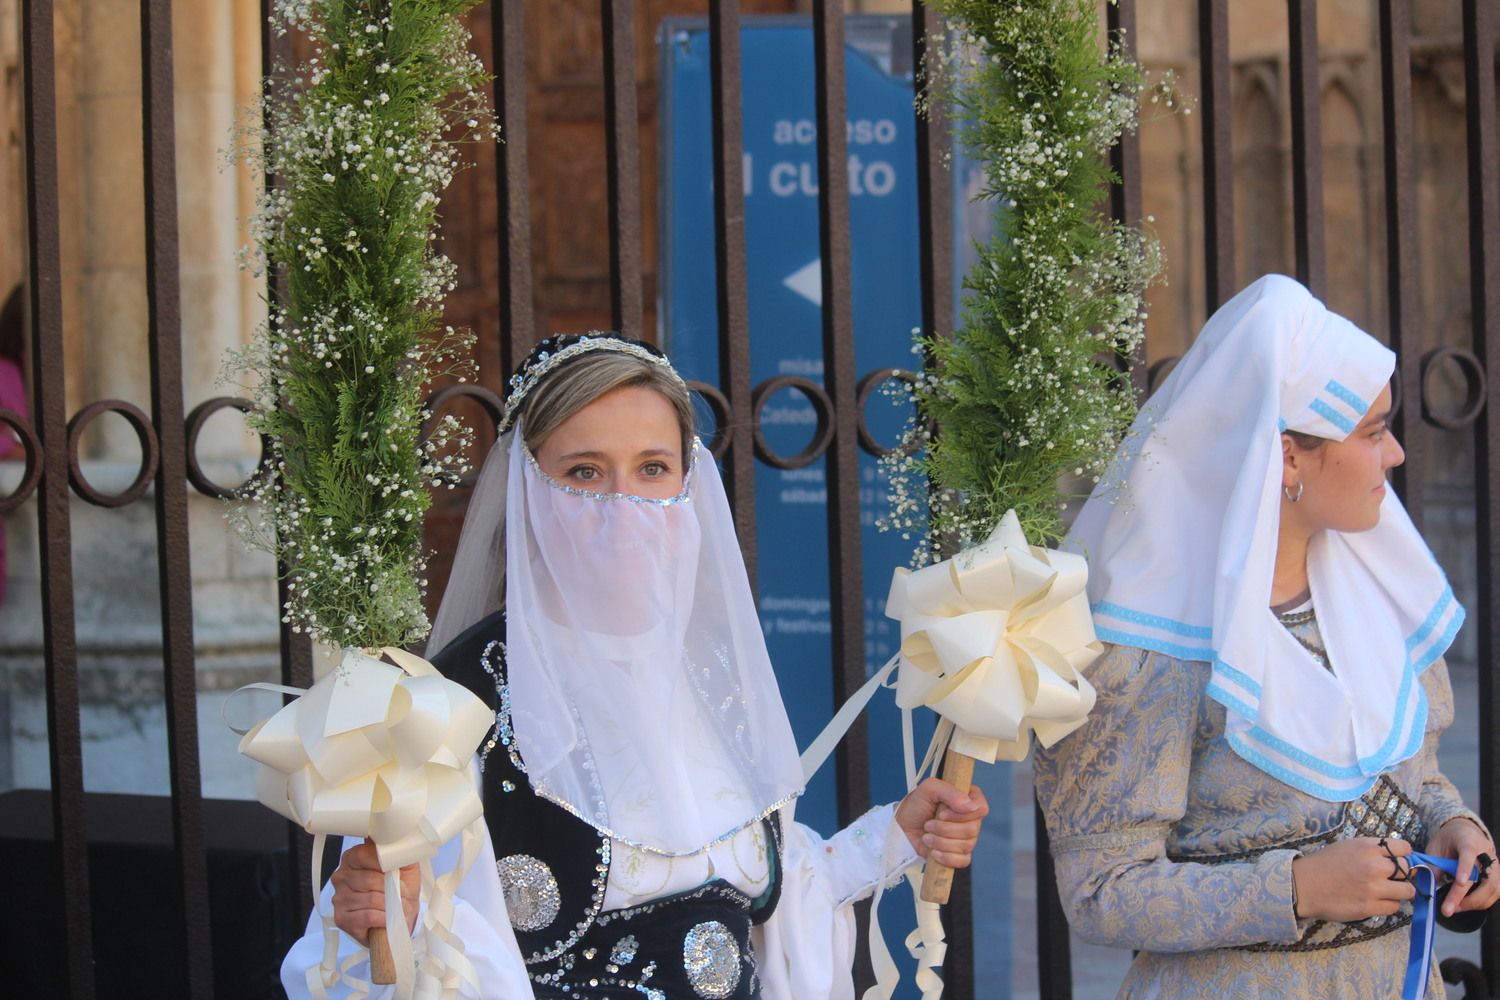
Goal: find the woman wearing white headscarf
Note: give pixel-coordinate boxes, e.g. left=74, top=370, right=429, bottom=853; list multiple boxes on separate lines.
left=1034, top=275, right=1498, bottom=998
left=281, top=333, right=988, bottom=1000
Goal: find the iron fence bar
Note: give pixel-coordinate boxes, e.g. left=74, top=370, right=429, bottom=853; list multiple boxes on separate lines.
left=139, top=1, right=213, bottom=994
left=1108, top=0, right=1143, bottom=233
left=492, top=0, right=534, bottom=374
left=707, top=0, right=757, bottom=580
left=259, top=0, right=315, bottom=914
left=1110, top=0, right=1149, bottom=397
left=21, top=1, right=95, bottom=996
left=811, top=0, right=869, bottom=831
left=911, top=5, right=973, bottom=997
left=1461, top=0, right=1500, bottom=988
left=1378, top=0, right=1424, bottom=523
left=602, top=0, right=644, bottom=343
left=1287, top=0, right=1327, bottom=299
left=913, top=1, right=953, bottom=345
left=1197, top=0, right=1235, bottom=313
left=1021, top=3, right=1155, bottom=992
left=1035, top=801, right=1073, bottom=1000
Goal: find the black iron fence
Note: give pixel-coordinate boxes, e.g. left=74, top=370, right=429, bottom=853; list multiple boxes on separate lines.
left=8, top=0, right=1500, bottom=998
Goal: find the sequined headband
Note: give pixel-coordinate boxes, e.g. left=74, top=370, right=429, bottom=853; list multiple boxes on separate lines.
left=499, top=333, right=686, bottom=433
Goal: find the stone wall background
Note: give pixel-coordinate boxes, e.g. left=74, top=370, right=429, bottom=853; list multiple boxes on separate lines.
left=1, top=0, right=274, bottom=798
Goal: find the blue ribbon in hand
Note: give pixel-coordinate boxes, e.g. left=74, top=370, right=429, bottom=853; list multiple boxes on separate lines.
left=1401, top=852, right=1481, bottom=1000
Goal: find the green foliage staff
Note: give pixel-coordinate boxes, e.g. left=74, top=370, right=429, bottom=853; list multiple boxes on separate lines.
left=885, top=0, right=1164, bottom=556
left=229, top=0, right=492, bottom=649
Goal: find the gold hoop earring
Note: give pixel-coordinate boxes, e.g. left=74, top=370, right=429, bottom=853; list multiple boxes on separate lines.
left=1283, top=481, right=1304, bottom=503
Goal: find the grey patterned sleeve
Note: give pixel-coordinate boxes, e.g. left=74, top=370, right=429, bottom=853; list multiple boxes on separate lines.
left=1032, top=644, right=1304, bottom=952
left=1413, top=659, right=1491, bottom=841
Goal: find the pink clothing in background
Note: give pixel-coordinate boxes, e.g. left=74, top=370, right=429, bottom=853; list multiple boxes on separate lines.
left=0, top=355, right=28, bottom=605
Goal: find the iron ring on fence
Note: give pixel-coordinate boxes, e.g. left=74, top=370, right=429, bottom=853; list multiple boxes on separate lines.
left=751, top=375, right=835, bottom=470
left=686, top=380, right=732, bottom=459
left=854, top=368, right=920, bottom=457
left=67, top=400, right=159, bottom=508
left=184, top=397, right=266, bottom=499
left=1147, top=355, right=1181, bottom=393
left=1419, top=346, right=1487, bottom=430
left=422, top=383, right=506, bottom=436
left=0, top=408, right=42, bottom=513
left=420, top=384, right=506, bottom=488
left=1439, top=957, right=1487, bottom=999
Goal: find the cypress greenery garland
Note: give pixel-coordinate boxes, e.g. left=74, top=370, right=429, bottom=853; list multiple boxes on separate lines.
left=884, top=0, right=1165, bottom=557
left=228, top=0, right=492, bottom=649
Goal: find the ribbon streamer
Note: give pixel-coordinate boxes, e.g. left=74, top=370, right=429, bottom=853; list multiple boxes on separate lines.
left=883, top=510, right=1102, bottom=998
left=232, top=646, right=494, bottom=1000
left=885, top=510, right=1101, bottom=764
left=797, top=510, right=1106, bottom=1000
left=1402, top=852, right=1481, bottom=1000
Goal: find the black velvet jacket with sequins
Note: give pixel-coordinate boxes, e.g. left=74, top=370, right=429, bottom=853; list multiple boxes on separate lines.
left=432, top=611, right=783, bottom=1000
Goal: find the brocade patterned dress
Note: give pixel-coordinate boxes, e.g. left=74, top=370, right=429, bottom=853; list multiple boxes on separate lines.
left=1033, top=614, right=1484, bottom=999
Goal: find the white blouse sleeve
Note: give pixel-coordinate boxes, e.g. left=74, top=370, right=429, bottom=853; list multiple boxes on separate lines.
left=280, top=825, right=534, bottom=1000
left=754, top=801, right=921, bottom=1000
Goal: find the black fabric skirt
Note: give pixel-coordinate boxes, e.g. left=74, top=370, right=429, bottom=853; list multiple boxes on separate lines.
left=530, top=880, right=763, bottom=1000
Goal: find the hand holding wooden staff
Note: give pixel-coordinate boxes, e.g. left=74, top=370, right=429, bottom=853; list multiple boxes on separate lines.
left=233, top=646, right=493, bottom=998
left=885, top=510, right=1103, bottom=903
left=331, top=842, right=419, bottom=981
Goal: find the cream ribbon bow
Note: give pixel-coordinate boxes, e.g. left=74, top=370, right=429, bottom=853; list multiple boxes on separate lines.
left=234, top=646, right=494, bottom=1000
left=863, top=510, right=1101, bottom=1000
left=885, top=509, right=1101, bottom=763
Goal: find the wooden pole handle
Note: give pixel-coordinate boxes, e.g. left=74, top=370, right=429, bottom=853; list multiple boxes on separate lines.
left=367, top=836, right=399, bottom=985
left=368, top=925, right=397, bottom=985
left=919, top=748, right=977, bottom=904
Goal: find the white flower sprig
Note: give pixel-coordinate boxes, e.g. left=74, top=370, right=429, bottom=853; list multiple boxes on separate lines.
left=226, top=0, right=493, bottom=648
left=881, top=0, right=1165, bottom=560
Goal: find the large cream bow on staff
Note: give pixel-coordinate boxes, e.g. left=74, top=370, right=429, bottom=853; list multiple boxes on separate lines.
left=887, top=508, right=1102, bottom=802
left=234, top=647, right=494, bottom=1000
left=818, top=511, right=1102, bottom=1000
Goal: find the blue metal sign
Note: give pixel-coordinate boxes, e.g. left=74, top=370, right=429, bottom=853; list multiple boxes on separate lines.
left=661, top=16, right=924, bottom=828
left=660, top=17, right=1010, bottom=992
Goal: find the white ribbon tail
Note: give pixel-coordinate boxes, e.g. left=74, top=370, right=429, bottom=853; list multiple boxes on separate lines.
left=387, top=867, right=415, bottom=1000
left=905, top=888, right=947, bottom=1000
left=221, top=681, right=307, bottom=736
left=861, top=860, right=901, bottom=1000
left=799, top=653, right=900, bottom=783
left=237, top=647, right=492, bottom=1000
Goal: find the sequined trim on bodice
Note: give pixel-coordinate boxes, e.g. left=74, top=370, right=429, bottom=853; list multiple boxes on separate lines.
left=530, top=879, right=771, bottom=999
left=442, top=616, right=784, bottom=997
left=1275, top=602, right=1331, bottom=673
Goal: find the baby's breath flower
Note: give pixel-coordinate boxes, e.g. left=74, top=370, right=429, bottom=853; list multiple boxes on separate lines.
left=879, top=0, right=1166, bottom=561
left=224, top=0, right=493, bottom=648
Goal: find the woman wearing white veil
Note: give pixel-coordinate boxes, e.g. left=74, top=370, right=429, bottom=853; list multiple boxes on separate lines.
left=1034, top=275, right=1498, bottom=997
left=282, top=332, right=987, bottom=999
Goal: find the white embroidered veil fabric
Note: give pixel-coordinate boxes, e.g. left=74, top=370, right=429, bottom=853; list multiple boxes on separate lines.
left=504, top=431, right=803, bottom=854
left=428, top=336, right=804, bottom=856
left=1066, top=274, right=1463, bottom=801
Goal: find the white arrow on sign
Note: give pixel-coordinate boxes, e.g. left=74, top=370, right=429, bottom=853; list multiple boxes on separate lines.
left=782, top=258, right=822, bottom=307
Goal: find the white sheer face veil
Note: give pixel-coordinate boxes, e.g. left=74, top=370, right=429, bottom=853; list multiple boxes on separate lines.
left=430, top=334, right=803, bottom=854
left=1066, top=275, right=1462, bottom=801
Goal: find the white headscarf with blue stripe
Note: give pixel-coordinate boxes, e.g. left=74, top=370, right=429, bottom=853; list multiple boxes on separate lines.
left=1066, top=274, right=1463, bottom=802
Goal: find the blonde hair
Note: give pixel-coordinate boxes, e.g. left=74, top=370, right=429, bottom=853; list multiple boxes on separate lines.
left=428, top=347, right=695, bottom=652
left=517, top=349, right=696, bottom=462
